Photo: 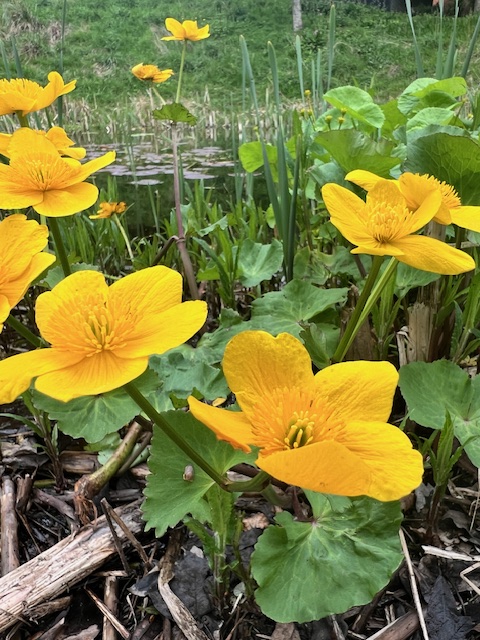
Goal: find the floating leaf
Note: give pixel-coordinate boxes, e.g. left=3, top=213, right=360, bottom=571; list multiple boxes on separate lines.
left=153, top=102, right=197, bottom=125
left=251, top=493, right=402, bottom=622
left=143, top=411, right=253, bottom=537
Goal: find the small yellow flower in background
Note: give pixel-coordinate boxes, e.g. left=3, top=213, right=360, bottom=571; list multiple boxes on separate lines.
left=0, top=214, right=55, bottom=332
left=0, top=267, right=207, bottom=403
left=89, top=201, right=127, bottom=220
left=0, top=126, right=86, bottom=160
left=162, top=18, right=210, bottom=42
left=322, top=180, right=475, bottom=274
left=0, top=127, right=115, bottom=217
left=0, top=71, right=76, bottom=117
left=189, top=331, right=424, bottom=501
left=347, top=169, right=480, bottom=233
left=131, top=64, right=174, bottom=84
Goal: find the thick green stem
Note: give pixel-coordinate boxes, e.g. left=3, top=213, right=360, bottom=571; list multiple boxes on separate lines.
left=6, top=314, right=43, bottom=348
left=175, top=41, right=187, bottom=104
left=124, top=381, right=228, bottom=488
left=228, top=471, right=270, bottom=493
left=16, top=112, right=29, bottom=127
left=171, top=123, right=199, bottom=298
left=48, top=217, right=71, bottom=277
left=333, top=255, right=385, bottom=363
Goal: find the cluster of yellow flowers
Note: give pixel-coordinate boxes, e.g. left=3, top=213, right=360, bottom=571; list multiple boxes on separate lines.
left=0, top=17, right=477, bottom=503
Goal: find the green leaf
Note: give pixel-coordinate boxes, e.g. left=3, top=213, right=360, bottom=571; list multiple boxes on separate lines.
left=398, top=77, right=467, bottom=116
left=152, top=102, right=197, bottom=125
left=251, top=495, right=402, bottom=622
left=406, top=128, right=480, bottom=205
left=394, top=262, right=440, bottom=299
left=237, top=238, right=284, bottom=287
left=251, top=279, right=348, bottom=338
left=399, top=360, right=480, bottom=466
left=315, top=129, right=401, bottom=176
left=238, top=141, right=277, bottom=174
left=143, top=411, right=253, bottom=537
left=406, top=107, right=458, bottom=132
left=323, top=86, right=385, bottom=128
left=43, top=263, right=99, bottom=289
left=31, top=368, right=163, bottom=442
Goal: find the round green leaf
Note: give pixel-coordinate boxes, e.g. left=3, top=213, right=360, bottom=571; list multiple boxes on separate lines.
left=323, top=86, right=385, bottom=128
left=251, top=495, right=403, bottom=623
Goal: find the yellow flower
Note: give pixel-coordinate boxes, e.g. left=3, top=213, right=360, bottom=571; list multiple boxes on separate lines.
left=321, top=180, right=475, bottom=274
left=0, top=214, right=55, bottom=332
left=0, top=71, right=76, bottom=117
left=162, top=18, right=210, bottom=41
left=89, top=201, right=127, bottom=220
left=0, top=126, right=86, bottom=160
left=0, top=127, right=115, bottom=217
left=347, top=169, right=480, bottom=232
left=189, top=331, right=423, bottom=501
left=0, top=267, right=207, bottom=403
left=131, top=64, right=174, bottom=84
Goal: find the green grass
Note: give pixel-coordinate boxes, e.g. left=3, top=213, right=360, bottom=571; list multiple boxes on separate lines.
left=2, top=0, right=480, bottom=112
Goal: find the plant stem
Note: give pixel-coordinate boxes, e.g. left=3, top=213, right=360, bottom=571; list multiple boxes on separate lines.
left=6, top=314, right=43, bottom=348
left=175, top=41, right=187, bottom=104
left=16, top=112, right=29, bottom=127
left=124, top=381, right=228, bottom=488
left=332, top=255, right=386, bottom=363
left=112, top=213, right=134, bottom=261
left=171, top=123, right=199, bottom=298
left=48, top=217, right=71, bottom=277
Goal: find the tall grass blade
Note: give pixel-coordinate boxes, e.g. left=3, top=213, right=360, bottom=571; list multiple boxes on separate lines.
left=404, top=0, right=424, bottom=77
left=460, top=11, right=480, bottom=77
left=0, top=41, right=11, bottom=79
left=327, top=3, right=336, bottom=91
left=57, top=0, right=68, bottom=127
left=295, top=35, right=305, bottom=99
left=10, top=37, right=23, bottom=77
left=268, top=41, right=281, bottom=116
left=444, top=0, right=459, bottom=78
left=239, top=36, right=259, bottom=116
left=435, top=0, right=444, bottom=79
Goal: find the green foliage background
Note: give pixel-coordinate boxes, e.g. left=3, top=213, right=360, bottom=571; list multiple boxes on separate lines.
left=3, top=0, right=480, bottom=108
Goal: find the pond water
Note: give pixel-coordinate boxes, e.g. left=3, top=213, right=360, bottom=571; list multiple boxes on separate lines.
left=86, top=131, right=241, bottom=236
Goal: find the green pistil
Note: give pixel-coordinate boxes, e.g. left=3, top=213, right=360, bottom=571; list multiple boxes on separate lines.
left=284, top=414, right=315, bottom=449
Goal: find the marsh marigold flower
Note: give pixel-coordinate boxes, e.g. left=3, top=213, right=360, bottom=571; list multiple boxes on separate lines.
left=188, top=331, right=423, bottom=501
left=0, top=71, right=76, bottom=117
left=0, top=127, right=114, bottom=217
left=347, top=169, right=480, bottom=232
left=321, top=180, right=475, bottom=274
left=0, top=267, right=207, bottom=403
left=131, top=64, right=174, bottom=84
left=0, top=214, right=55, bottom=332
left=90, top=201, right=127, bottom=220
left=0, top=126, right=86, bottom=160
left=162, top=18, right=210, bottom=42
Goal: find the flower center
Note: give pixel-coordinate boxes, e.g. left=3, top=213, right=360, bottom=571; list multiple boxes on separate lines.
left=365, top=199, right=411, bottom=244
left=11, top=153, right=79, bottom=191
left=250, top=386, right=346, bottom=456
left=432, top=177, right=461, bottom=210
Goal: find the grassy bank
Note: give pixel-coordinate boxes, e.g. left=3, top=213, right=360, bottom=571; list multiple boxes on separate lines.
left=2, top=0, right=480, bottom=112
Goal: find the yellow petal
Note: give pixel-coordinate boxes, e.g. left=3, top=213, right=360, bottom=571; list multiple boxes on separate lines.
left=36, top=271, right=108, bottom=346
left=222, top=331, right=314, bottom=421
left=321, top=184, right=375, bottom=247
left=0, top=295, right=11, bottom=326
left=164, top=17, right=183, bottom=38
left=75, top=151, right=116, bottom=182
left=34, top=182, right=99, bottom=216
left=0, top=348, right=82, bottom=404
left=35, top=351, right=149, bottom=402
left=345, top=169, right=387, bottom=191
left=393, top=235, right=475, bottom=274
left=188, top=396, right=253, bottom=452
left=314, top=360, right=398, bottom=423
left=450, top=206, right=480, bottom=232
left=115, top=300, right=207, bottom=359
left=337, top=420, right=424, bottom=501
left=1, top=252, right=55, bottom=310
left=398, top=173, right=449, bottom=226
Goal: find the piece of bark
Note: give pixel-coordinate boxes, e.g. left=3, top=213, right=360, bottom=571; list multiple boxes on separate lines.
left=1, top=475, right=19, bottom=575
left=366, top=610, right=419, bottom=639
left=103, top=574, right=120, bottom=640
left=270, top=623, right=301, bottom=639
left=0, top=500, right=143, bottom=634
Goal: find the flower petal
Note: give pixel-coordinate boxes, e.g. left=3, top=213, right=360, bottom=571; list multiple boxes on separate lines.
left=114, top=300, right=207, bottom=359
left=1, top=252, right=55, bottom=310
left=222, top=331, right=314, bottom=421
left=35, top=350, right=149, bottom=402
left=393, top=235, right=475, bottom=274
left=321, top=184, right=375, bottom=247
left=188, top=396, right=253, bottom=452
left=33, top=182, right=99, bottom=216
left=450, top=206, right=480, bottom=232
left=257, top=420, right=423, bottom=501
left=398, top=173, right=451, bottom=224
left=314, top=360, right=398, bottom=423
left=0, top=348, right=82, bottom=404
left=346, top=169, right=387, bottom=191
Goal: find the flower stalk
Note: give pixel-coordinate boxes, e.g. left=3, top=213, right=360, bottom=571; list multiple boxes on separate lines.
left=6, top=315, right=43, bottom=349
left=175, top=42, right=187, bottom=103
left=112, top=213, right=134, bottom=262
left=47, top=217, right=71, bottom=276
